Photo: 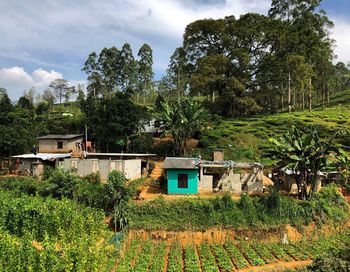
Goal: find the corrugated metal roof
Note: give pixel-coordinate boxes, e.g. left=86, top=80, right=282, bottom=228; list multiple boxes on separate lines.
left=37, top=134, right=83, bottom=140
left=163, top=157, right=199, bottom=169
left=87, top=152, right=157, bottom=157
left=12, top=153, right=71, bottom=161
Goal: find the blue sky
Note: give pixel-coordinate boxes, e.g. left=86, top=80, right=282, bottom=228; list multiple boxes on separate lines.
left=0, top=0, right=349, bottom=100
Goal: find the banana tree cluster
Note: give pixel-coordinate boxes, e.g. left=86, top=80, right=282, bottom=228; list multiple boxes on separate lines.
left=268, top=126, right=338, bottom=198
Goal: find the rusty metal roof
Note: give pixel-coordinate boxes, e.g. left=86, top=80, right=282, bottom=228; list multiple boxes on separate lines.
left=163, top=157, right=199, bottom=169
left=37, top=134, right=83, bottom=140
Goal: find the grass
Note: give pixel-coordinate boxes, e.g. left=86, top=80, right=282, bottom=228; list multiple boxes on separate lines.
left=199, top=89, right=350, bottom=163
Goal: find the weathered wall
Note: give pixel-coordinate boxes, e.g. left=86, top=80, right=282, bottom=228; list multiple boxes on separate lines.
left=39, top=138, right=83, bottom=153
left=123, top=159, right=142, bottom=180
left=62, top=158, right=141, bottom=181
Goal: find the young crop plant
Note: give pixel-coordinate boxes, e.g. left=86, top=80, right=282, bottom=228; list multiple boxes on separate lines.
left=132, top=240, right=153, bottom=272
left=253, top=243, right=277, bottom=264
left=266, top=243, right=293, bottom=262
left=149, top=242, right=167, bottom=272
left=238, top=242, right=265, bottom=266
left=167, top=242, right=183, bottom=272
left=211, top=244, right=234, bottom=272
left=283, top=244, right=308, bottom=261
left=116, top=239, right=142, bottom=272
left=184, top=245, right=201, bottom=272
left=224, top=241, right=249, bottom=269
left=198, top=243, right=219, bottom=272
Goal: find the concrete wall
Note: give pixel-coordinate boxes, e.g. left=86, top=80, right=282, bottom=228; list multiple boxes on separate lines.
left=200, top=175, right=213, bottom=191
left=221, top=173, right=242, bottom=194
left=62, top=158, right=141, bottom=181
left=167, top=169, right=198, bottom=195
left=123, top=159, right=142, bottom=180
left=39, top=138, right=83, bottom=153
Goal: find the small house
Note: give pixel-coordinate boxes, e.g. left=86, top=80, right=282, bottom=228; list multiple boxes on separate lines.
left=37, top=134, right=84, bottom=154
left=163, top=158, right=199, bottom=194
left=163, top=153, right=267, bottom=195
left=12, top=153, right=71, bottom=179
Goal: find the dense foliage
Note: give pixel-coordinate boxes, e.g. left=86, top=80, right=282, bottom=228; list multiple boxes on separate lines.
left=0, top=190, right=115, bottom=271
left=128, top=186, right=348, bottom=231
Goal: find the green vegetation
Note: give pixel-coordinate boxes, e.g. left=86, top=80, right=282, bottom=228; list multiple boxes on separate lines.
left=115, top=228, right=350, bottom=271
left=200, top=90, right=350, bottom=162
left=0, top=190, right=115, bottom=271
left=128, top=186, right=348, bottom=231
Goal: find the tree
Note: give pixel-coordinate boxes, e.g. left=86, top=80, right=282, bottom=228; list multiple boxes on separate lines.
left=85, top=92, right=145, bottom=152
left=137, top=43, right=154, bottom=103
left=17, top=96, right=34, bottom=110
left=49, top=79, right=75, bottom=103
left=156, top=98, right=208, bottom=156
left=0, top=88, right=13, bottom=125
left=268, top=126, right=338, bottom=199
left=165, top=47, right=190, bottom=96
left=42, top=89, right=55, bottom=105
left=120, top=43, right=137, bottom=93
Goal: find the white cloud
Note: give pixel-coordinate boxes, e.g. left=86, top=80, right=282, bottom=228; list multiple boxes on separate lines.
left=0, top=66, right=63, bottom=100
left=330, top=17, right=350, bottom=65
left=0, top=0, right=271, bottom=94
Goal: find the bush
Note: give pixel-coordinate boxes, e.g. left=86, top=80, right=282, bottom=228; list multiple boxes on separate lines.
left=127, top=185, right=349, bottom=231
left=308, top=248, right=350, bottom=272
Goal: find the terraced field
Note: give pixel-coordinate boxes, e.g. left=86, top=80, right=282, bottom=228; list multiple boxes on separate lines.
left=115, top=228, right=349, bottom=271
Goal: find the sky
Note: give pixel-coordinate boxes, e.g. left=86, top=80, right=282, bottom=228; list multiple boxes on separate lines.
left=1, top=0, right=350, bottom=101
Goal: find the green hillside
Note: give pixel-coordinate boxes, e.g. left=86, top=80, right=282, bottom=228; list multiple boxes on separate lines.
left=199, top=90, right=350, bottom=164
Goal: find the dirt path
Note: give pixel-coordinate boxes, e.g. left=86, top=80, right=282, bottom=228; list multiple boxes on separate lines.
left=237, top=260, right=312, bottom=272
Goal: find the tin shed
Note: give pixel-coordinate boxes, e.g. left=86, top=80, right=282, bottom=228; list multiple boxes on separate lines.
left=163, top=158, right=199, bottom=195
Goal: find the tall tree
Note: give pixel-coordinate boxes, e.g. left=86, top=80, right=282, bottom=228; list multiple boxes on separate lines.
left=120, top=43, right=137, bottom=93
left=166, top=47, right=190, bottom=96
left=137, top=43, right=154, bottom=103
left=49, top=79, right=75, bottom=103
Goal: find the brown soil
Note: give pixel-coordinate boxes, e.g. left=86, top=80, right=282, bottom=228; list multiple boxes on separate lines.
left=153, top=136, right=199, bottom=151
left=128, top=228, right=236, bottom=246
left=127, top=219, right=346, bottom=246
left=237, top=260, right=312, bottom=272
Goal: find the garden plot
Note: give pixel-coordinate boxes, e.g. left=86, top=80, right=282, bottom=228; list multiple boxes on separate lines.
left=115, top=228, right=350, bottom=271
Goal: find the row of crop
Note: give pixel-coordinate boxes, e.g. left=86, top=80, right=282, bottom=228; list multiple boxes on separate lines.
left=184, top=245, right=201, bottom=272
left=116, top=228, right=350, bottom=272
left=116, top=240, right=142, bottom=272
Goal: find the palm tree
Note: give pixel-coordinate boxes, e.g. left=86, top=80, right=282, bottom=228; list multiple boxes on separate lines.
left=268, top=126, right=338, bottom=199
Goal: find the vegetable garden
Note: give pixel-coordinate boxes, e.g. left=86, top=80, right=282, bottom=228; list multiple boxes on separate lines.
left=115, top=228, right=350, bottom=271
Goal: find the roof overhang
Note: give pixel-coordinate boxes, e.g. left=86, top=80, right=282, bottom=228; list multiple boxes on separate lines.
left=12, top=153, right=71, bottom=161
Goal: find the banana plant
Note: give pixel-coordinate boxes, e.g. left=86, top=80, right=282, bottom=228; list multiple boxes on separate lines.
left=268, top=126, right=338, bottom=198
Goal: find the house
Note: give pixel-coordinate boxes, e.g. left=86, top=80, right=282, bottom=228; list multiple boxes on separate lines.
left=12, top=153, right=71, bottom=179
left=163, top=151, right=267, bottom=195
left=163, top=158, right=199, bottom=194
left=37, top=134, right=84, bottom=154
left=62, top=152, right=156, bottom=181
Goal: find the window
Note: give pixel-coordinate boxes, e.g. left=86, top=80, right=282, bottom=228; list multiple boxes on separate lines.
left=57, top=141, right=63, bottom=149
left=178, top=174, right=188, bottom=188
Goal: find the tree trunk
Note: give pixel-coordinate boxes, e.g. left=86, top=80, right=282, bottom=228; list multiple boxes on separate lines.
left=288, top=72, right=292, bottom=113
left=308, top=77, right=312, bottom=111
left=302, top=83, right=305, bottom=111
